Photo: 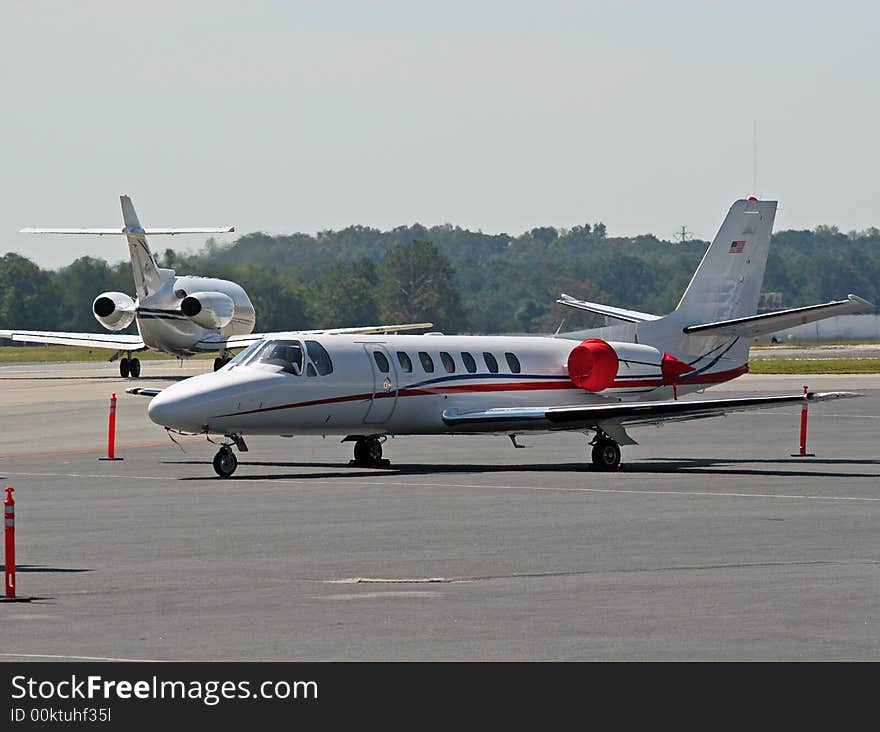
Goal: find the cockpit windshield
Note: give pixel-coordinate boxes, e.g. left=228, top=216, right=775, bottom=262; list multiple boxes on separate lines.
left=225, top=340, right=264, bottom=369
left=252, top=340, right=305, bottom=375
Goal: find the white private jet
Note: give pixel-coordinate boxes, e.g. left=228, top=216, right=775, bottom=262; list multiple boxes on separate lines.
left=132, top=197, right=874, bottom=477
left=0, top=195, right=430, bottom=375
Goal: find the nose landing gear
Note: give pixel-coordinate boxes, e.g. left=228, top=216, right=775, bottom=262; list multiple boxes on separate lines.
left=213, top=445, right=238, bottom=477
left=212, top=434, right=248, bottom=478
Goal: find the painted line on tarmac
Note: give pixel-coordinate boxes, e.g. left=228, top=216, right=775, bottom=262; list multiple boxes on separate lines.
left=2, top=437, right=203, bottom=459
left=4, top=472, right=880, bottom=503
left=0, top=652, right=163, bottom=662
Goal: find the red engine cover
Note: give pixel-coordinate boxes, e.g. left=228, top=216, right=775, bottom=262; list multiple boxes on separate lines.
left=567, top=338, right=619, bottom=392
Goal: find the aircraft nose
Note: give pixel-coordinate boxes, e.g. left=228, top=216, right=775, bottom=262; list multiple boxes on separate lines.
left=147, top=386, right=190, bottom=429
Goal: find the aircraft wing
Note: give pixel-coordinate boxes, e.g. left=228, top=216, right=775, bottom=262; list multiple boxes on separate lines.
left=556, top=293, right=661, bottom=323
left=0, top=329, right=145, bottom=350
left=197, top=322, right=436, bottom=351
left=683, top=294, right=874, bottom=337
left=441, top=391, right=860, bottom=434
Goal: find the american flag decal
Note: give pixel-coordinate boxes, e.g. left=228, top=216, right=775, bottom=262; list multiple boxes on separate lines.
left=729, top=240, right=746, bottom=253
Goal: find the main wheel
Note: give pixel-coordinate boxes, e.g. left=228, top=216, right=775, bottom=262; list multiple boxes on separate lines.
left=129, top=358, right=141, bottom=377
left=119, top=358, right=130, bottom=378
left=213, top=447, right=238, bottom=478
left=353, top=437, right=383, bottom=466
left=591, top=439, right=622, bottom=471
left=213, top=357, right=226, bottom=372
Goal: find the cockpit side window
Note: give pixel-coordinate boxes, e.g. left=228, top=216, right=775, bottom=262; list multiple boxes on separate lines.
left=253, top=340, right=305, bottom=375
left=305, top=340, right=334, bottom=375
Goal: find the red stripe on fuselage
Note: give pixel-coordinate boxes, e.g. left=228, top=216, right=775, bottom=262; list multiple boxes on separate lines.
left=211, top=366, right=748, bottom=419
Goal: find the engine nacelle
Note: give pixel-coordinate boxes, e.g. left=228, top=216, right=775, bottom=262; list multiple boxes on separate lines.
left=180, top=291, right=235, bottom=329
left=567, top=338, right=695, bottom=392
left=92, top=292, right=136, bottom=331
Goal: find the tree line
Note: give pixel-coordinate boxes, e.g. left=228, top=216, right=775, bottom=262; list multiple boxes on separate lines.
left=1, top=221, right=878, bottom=337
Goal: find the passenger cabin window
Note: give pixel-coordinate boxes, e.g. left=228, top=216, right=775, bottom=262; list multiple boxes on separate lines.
left=418, top=351, right=435, bottom=373
left=483, top=352, right=499, bottom=374
left=254, top=340, right=304, bottom=376
left=373, top=351, right=390, bottom=373
left=440, top=351, right=455, bottom=373
left=461, top=352, right=477, bottom=373
left=305, top=340, right=333, bottom=375
left=505, top=352, right=521, bottom=374
left=397, top=351, right=413, bottom=373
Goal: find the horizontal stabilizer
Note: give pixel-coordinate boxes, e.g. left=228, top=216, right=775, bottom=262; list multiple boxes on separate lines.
left=442, top=391, right=861, bottom=432
left=0, top=329, right=145, bottom=350
left=683, top=294, right=874, bottom=337
left=21, top=227, right=234, bottom=235
left=557, top=293, right=660, bottom=323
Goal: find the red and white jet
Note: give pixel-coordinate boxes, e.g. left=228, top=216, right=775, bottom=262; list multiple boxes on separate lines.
left=133, top=198, right=873, bottom=477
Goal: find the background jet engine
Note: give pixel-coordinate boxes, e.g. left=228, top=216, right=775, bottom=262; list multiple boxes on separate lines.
left=92, top=291, right=136, bottom=331
left=180, top=291, right=235, bottom=329
left=567, top=338, right=695, bottom=393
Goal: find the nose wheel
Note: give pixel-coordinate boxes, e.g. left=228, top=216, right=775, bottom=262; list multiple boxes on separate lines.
left=213, top=357, right=230, bottom=372
left=351, top=437, right=390, bottom=468
left=213, top=445, right=238, bottom=478
left=590, top=436, right=622, bottom=471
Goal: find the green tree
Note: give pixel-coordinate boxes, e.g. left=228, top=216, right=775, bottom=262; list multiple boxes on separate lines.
left=0, top=253, right=56, bottom=330
left=378, top=240, right=465, bottom=331
left=309, top=258, right=379, bottom=328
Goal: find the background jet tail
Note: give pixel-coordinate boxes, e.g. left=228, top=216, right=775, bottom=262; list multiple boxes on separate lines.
left=120, top=195, right=174, bottom=299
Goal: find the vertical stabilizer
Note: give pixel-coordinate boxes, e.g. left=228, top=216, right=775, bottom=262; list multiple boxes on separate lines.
left=121, top=195, right=174, bottom=298
left=674, top=198, right=777, bottom=324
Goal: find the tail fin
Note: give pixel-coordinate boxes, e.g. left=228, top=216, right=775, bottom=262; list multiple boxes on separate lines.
left=674, top=198, right=777, bottom=324
left=21, top=196, right=234, bottom=300
left=120, top=195, right=173, bottom=298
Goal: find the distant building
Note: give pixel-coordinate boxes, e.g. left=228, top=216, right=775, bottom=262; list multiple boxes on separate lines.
left=757, top=292, right=782, bottom=314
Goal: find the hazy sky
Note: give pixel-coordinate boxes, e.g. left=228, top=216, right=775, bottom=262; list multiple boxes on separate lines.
left=2, top=0, right=878, bottom=268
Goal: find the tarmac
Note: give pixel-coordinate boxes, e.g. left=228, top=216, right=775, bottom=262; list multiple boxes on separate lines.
left=1, top=359, right=879, bottom=660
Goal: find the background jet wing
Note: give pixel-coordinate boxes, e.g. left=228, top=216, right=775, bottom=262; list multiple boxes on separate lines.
left=441, top=391, right=861, bottom=432
left=0, top=329, right=145, bottom=350
left=199, top=322, right=435, bottom=352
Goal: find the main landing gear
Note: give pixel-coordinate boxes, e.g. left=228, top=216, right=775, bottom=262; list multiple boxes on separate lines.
left=119, top=352, right=141, bottom=378
left=213, top=355, right=231, bottom=372
left=349, top=436, right=390, bottom=468
left=212, top=434, right=248, bottom=478
left=590, top=432, right=622, bottom=471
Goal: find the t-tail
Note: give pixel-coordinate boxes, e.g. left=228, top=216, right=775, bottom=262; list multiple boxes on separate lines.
left=558, top=197, right=873, bottom=367
left=20, top=195, right=235, bottom=299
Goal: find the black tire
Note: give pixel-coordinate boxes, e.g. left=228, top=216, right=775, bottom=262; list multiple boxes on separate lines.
left=119, top=358, right=130, bottom=378
left=591, top=439, right=621, bottom=471
left=353, top=438, right=383, bottom=465
left=129, top=358, right=141, bottom=378
left=213, top=357, right=224, bottom=372
left=213, top=447, right=238, bottom=478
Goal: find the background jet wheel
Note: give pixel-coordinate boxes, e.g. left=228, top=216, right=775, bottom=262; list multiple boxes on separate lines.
left=591, top=439, right=621, bottom=471
left=119, top=358, right=130, bottom=378
left=213, top=357, right=225, bottom=371
left=353, top=438, right=383, bottom=466
left=129, top=358, right=141, bottom=377
left=213, top=447, right=238, bottom=478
